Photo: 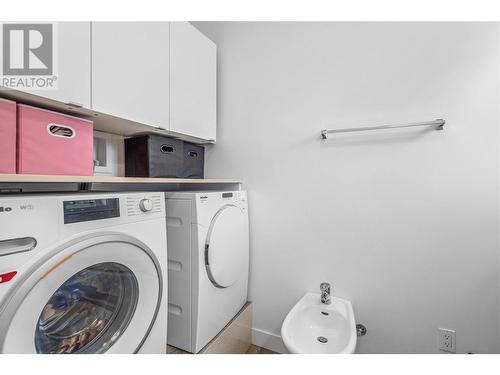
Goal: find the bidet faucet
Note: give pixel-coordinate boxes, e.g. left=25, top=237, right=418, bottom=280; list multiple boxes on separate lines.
left=320, top=282, right=332, bottom=304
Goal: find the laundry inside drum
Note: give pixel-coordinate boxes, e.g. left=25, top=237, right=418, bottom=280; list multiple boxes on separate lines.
left=34, top=262, right=138, bottom=354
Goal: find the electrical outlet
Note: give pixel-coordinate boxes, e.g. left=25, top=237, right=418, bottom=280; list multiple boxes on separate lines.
left=438, top=328, right=456, bottom=353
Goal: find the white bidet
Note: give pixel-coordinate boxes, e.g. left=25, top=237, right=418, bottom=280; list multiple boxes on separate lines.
left=281, top=292, right=357, bottom=354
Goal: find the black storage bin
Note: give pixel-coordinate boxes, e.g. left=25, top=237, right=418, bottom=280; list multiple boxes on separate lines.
left=182, top=142, right=205, bottom=179
left=125, top=135, right=183, bottom=177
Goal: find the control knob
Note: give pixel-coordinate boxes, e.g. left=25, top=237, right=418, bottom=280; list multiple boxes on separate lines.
left=139, top=198, right=153, bottom=212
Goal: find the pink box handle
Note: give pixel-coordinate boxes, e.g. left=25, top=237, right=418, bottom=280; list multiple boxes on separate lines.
left=46, top=123, right=76, bottom=139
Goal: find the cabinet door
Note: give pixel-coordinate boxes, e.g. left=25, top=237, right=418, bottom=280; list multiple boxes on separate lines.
left=91, top=22, right=170, bottom=129
left=0, top=22, right=91, bottom=108
left=170, top=22, right=216, bottom=141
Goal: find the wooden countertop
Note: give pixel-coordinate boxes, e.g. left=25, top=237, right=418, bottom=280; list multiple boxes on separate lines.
left=0, top=174, right=241, bottom=185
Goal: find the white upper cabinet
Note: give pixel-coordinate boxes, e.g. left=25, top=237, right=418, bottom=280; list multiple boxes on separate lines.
left=91, top=22, right=170, bottom=129
left=1, top=22, right=92, bottom=108
left=0, top=22, right=216, bottom=142
left=170, top=22, right=217, bottom=142
left=47, top=23, right=91, bottom=107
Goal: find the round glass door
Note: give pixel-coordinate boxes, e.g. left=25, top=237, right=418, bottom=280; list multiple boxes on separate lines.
left=0, top=235, right=162, bottom=354
left=34, top=262, right=139, bottom=354
left=205, top=205, right=248, bottom=288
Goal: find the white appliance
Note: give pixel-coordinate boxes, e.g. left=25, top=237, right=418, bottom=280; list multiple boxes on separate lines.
left=166, top=191, right=249, bottom=353
left=0, top=192, right=167, bottom=354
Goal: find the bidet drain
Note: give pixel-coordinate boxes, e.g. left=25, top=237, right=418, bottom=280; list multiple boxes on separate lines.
left=317, top=336, right=328, bottom=343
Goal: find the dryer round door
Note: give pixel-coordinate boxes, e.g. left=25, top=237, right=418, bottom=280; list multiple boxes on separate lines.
left=205, top=204, right=248, bottom=288
left=0, top=234, right=162, bottom=354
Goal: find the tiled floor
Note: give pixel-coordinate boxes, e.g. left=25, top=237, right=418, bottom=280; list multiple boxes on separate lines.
left=167, top=345, right=189, bottom=354
left=245, top=344, right=277, bottom=354
left=166, top=344, right=277, bottom=354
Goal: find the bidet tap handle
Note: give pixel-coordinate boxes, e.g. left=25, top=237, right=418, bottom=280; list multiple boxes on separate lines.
left=320, top=282, right=332, bottom=304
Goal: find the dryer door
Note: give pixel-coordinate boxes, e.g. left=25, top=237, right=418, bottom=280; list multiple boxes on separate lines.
left=204, top=204, right=249, bottom=288
left=0, top=234, right=162, bottom=354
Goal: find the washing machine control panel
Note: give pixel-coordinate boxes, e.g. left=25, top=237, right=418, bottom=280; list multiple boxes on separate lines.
left=63, top=198, right=120, bottom=224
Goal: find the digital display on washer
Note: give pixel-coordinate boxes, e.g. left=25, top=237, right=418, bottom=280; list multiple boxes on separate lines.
left=63, top=198, right=120, bottom=224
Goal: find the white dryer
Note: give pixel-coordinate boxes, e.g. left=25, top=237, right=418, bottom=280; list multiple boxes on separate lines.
left=0, top=192, right=167, bottom=354
left=166, top=191, right=249, bottom=353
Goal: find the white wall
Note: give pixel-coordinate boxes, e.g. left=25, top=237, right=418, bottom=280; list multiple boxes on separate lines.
left=193, top=22, right=500, bottom=353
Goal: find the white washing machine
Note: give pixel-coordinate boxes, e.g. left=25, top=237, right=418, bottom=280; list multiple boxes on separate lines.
left=166, top=191, right=249, bottom=353
left=0, top=192, right=167, bottom=354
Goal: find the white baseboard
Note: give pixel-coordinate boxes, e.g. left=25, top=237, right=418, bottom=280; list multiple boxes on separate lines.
left=251, top=327, right=288, bottom=354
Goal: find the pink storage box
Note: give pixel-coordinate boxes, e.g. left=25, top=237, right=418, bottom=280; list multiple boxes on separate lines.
left=0, top=98, right=17, bottom=174
left=17, top=104, right=94, bottom=176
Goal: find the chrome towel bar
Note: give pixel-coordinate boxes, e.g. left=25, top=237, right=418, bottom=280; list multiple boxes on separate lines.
left=321, top=119, right=445, bottom=139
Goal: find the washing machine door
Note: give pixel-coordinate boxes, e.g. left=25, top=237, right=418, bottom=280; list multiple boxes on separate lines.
left=204, top=204, right=249, bottom=288
left=0, top=233, right=162, bottom=354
